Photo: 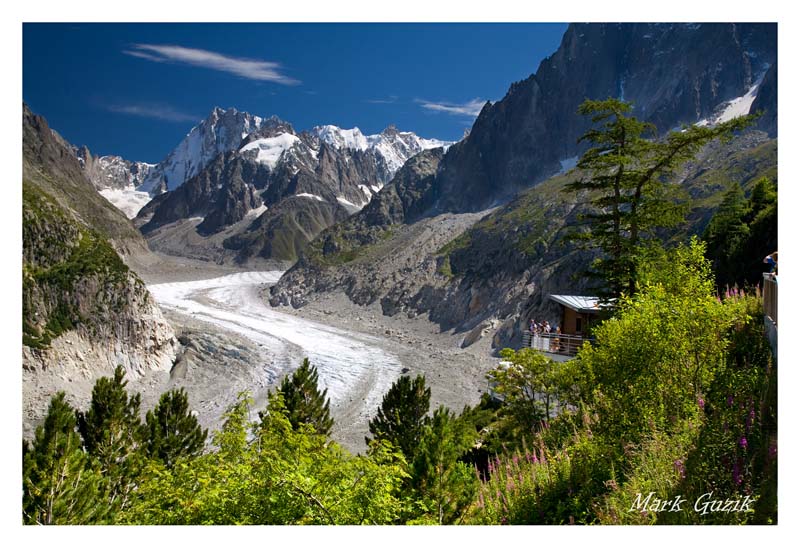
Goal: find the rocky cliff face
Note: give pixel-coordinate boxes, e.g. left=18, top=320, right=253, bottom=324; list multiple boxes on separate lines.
left=434, top=23, right=776, bottom=213
left=23, top=105, right=150, bottom=257
left=750, top=61, right=777, bottom=137
left=22, top=103, right=178, bottom=384
left=270, top=23, right=778, bottom=349
left=76, top=146, right=155, bottom=191
left=273, top=132, right=776, bottom=349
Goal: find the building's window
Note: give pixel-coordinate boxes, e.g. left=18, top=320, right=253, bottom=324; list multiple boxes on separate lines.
left=576, top=317, right=583, bottom=333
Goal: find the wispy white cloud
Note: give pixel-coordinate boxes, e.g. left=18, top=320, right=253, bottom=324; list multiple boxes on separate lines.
left=123, top=43, right=300, bottom=85
left=106, top=103, right=199, bottom=123
left=416, top=98, right=487, bottom=117
left=365, top=95, right=399, bottom=104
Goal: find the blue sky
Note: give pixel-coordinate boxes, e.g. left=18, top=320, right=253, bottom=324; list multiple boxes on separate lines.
left=23, top=23, right=567, bottom=163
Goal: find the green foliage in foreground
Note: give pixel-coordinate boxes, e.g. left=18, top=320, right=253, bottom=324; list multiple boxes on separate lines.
left=563, top=98, right=756, bottom=299
left=22, top=245, right=776, bottom=523
left=23, top=393, right=106, bottom=525
left=469, top=239, right=776, bottom=524
left=144, top=388, right=208, bottom=468
left=124, top=394, right=409, bottom=524
left=410, top=406, right=478, bottom=524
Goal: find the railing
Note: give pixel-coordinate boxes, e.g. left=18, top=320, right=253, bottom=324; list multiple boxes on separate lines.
left=522, top=332, right=593, bottom=356
left=763, top=273, right=777, bottom=327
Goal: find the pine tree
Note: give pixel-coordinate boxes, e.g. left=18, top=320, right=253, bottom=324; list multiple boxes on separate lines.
left=748, top=176, right=777, bottom=219
left=703, top=182, right=751, bottom=284
left=76, top=365, right=144, bottom=510
left=366, top=375, right=431, bottom=463
left=703, top=176, right=777, bottom=288
left=144, top=388, right=207, bottom=468
left=267, top=358, right=333, bottom=436
left=411, top=406, right=477, bottom=524
left=23, top=393, right=107, bottom=524
left=564, top=98, right=756, bottom=298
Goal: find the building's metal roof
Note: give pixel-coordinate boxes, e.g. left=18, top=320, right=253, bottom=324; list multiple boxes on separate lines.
left=549, top=295, right=610, bottom=313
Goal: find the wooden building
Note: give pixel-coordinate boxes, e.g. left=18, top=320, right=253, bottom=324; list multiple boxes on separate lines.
left=522, top=295, right=611, bottom=357
left=548, top=295, right=608, bottom=336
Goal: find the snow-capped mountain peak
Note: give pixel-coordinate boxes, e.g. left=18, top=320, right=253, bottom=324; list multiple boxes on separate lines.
left=239, top=133, right=302, bottom=169
left=138, top=107, right=281, bottom=193
left=311, top=123, right=453, bottom=174
left=77, top=107, right=454, bottom=220
left=313, top=125, right=370, bottom=151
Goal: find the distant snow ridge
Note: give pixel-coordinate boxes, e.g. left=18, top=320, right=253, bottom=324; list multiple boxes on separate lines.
left=73, top=146, right=156, bottom=218
left=93, top=156, right=156, bottom=189
left=98, top=187, right=153, bottom=219
left=140, top=109, right=451, bottom=196
left=314, top=125, right=370, bottom=151
left=313, top=124, right=452, bottom=175
left=78, top=106, right=454, bottom=218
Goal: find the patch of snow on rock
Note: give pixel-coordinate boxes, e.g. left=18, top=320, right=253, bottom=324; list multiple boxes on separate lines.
left=239, top=133, right=301, bottom=168
left=296, top=193, right=326, bottom=202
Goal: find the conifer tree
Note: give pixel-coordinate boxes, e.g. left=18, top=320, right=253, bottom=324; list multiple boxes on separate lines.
left=703, top=182, right=750, bottom=283
left=23, top=393, right=107, bottom=524
left=76, top=365, right=144, bottom=509
left=366, top=375, right=431, bottom=462
left=564, top=98, right=756, bottom=298
left=703, top=176, right=777, bottom=288
left=268, top=358, right=333, bottom=436
left=411, top=406, right=477, bottom=524
left=144, top=388, right=207, bottom=468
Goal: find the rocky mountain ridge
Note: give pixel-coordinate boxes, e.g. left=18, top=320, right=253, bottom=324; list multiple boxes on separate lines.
left=272, top=131, right=777, bottom=348
left=269, top=23, right=778, bottom=349
left=432, top=22, right=776, bottom=213
left=76, top=146, right=156, bottom=191
left=134, top=111, right=452, bottom=263
left=22, top=104, right=178, bottom=429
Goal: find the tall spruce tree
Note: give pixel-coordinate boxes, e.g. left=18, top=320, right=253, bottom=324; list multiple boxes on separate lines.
left=144, top=388, right=207, bottom=468
left=76, top=365, right=144, bottom=510
left=268, top=358, right=333, bottom=436
left=23, top=393, right=107, bottom=524
left=564, top=98, right=756, bottom=298
left=366, top=375, right=431, bottom=463
left=703, top=176, right=777, bottom=288
left=411, top=406, right=477, bottom=525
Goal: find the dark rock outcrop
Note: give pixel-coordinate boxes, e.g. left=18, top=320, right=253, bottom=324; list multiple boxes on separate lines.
left=139, top=152, right=270, bottom=235
left=750, top=62, right=777, bottom=137
left=435, top=23, right=776, bottom=213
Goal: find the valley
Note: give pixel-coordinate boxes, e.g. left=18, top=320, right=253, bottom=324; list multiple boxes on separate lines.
left=142, top=260, right=496, bottom=452
left=20, top=22, right=779, bottom=525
